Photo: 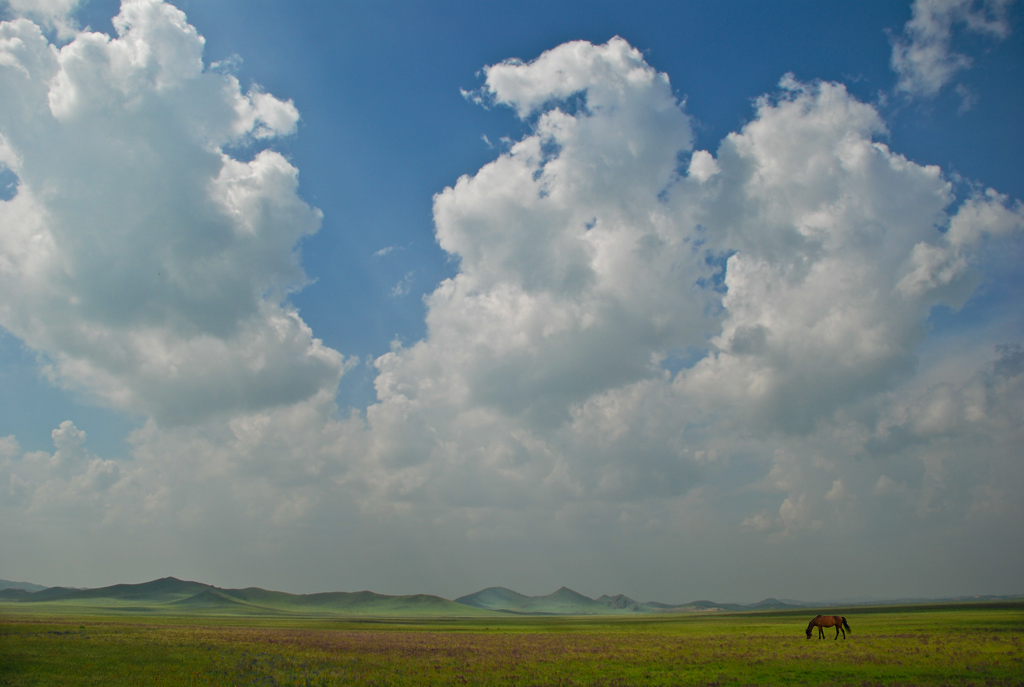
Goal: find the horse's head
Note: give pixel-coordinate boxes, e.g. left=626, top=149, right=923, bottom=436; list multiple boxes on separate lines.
left=805, top=627, right=813, bottom=639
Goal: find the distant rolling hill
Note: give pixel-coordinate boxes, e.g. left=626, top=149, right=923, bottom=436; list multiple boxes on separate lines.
left=517, top=587, right=614, bottom=615
left=455, top=586, right=628, bottom=615
left=454, top=586, right=534, bottom=612
left=454, top=587, right=807, bottom=615
left=646, top=599, right=746, bottom=612
left=456, top=586, right=674, bottom=615
left=596, top=593, right=650, bottom=612
left=7, top=577, right=1015, bottom=617
left=0, top=579, right=48, bottom=593
left=1, top=577, right=490, bottom=617
left=747, top=597, right=802, bottom=610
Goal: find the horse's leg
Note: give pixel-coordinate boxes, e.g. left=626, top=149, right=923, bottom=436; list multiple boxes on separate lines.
left=834, top=624, right=839, bottom=640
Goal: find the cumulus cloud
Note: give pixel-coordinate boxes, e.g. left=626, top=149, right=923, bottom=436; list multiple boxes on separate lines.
left=358, top=42, right=1022, bottom=524
left=360, top=38, right=717, bottom=508
left=890, top=0, right=1018, bottom=98
left=417, top=38, right=707, bottom=416
left=859, top=343, right=1024, bottom=529
left=673, top=76, right=1023, bottom=433
left=0, top=420, right=127, bottom=522
left=0, top=0, right=346, bottom=424
left=3, top=0, right=81, bottom=39
left=1, top=11, right=1021, bottom=598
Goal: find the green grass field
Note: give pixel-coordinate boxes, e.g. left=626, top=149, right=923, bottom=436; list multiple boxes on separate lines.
left=2, top=602, right=1022, bottom=686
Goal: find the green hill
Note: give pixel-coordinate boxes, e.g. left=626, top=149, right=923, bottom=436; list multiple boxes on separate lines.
left=167, top=588, right=256, bottom=612
left=59, top=577, right=211, bottom=604
left=18, top=586, right=83, bottom=602
left=748, top=597, right=801, bottom=610
left=456, top=586, right=643, bottom=615
left=646, top=599, right=746, bottom=612
left=217, top=587, right=481, bottom=616
left=455, top=586, right=534, bottom=612
left=13, top=577, right=213, bottom=608
left=1, top=577, right=489, bottom=617
left=5, top=576, right=1019, bottom=617
left=521, top=587, right=612, bottom=614
left=0, top=579, right=48, bottom=593
left=453, top=589, right=783, bottom=615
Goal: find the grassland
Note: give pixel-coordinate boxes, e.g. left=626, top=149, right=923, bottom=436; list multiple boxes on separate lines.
left=1, top=602, right=1021, bottom=686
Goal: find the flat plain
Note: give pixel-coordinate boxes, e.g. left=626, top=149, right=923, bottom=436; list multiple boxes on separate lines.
left=1, top=602, right=1022, bottom=686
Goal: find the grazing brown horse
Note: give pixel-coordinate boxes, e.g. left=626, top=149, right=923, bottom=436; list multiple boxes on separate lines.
left=805, top=615, right=851, bottom=639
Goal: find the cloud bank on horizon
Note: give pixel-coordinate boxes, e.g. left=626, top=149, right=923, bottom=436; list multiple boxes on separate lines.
left=0, top=0, right=1021, bottom=601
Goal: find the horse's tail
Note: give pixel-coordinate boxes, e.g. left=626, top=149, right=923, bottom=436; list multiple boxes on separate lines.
left=842, top=617, right=851, bottom=633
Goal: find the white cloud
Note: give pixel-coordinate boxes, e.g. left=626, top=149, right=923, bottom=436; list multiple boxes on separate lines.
left=353, top=38, right=717, bottom=510
left=423, top=37, right=705, bottom=416
left=687, top=150, right=719, bottom=183
left=1, top=420, right=127, bottom=522
left=891, top=0, right=1018, bottom=98
left=1, top=17, right=1021, bottom=598
left=672, top=76, right=1021, bottom=434
left=389, top=272, right=414, bottom=297
left=3, top=0, right=81, bottom=39
left=237, top=87, right=300, bottom=140
left=0, top=0, right=346, bottom=425
left=825, top=479, right=846, bottom=502
left=355, top=46, right=1023, bottom=536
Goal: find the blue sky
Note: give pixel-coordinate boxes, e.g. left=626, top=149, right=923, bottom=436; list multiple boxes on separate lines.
left=0, top=0, right=1022, bottom=603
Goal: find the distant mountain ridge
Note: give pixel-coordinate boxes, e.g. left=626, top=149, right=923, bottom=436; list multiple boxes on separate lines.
left=454, top=586, right=803, bottom=615
left=0, top=578, right=48, bottom=593
left=2, top=577, right=1021, bottom=617
left=0, top=576, right=488, bottom=617
left=456, top=586, right=628, bottom=615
